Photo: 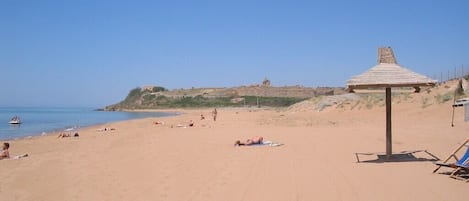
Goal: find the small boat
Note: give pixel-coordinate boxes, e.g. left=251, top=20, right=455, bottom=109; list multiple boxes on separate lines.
left=9, top=116, right=21, bottom=124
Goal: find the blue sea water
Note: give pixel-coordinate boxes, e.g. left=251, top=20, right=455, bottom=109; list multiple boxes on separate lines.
left=0, top=107, right=176, bottom=140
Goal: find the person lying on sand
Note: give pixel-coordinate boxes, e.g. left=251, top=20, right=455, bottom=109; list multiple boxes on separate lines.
left=57, top=132, right=79, bottom=138
left=0, top=142, right=28, bottom=160
left=174, top=120, right=195, bottom=128
left=234, top=136, right=264, bottom=146
left=97, top=128, right=116, bottom=132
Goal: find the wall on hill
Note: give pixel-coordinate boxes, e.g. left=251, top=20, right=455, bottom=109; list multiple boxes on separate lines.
left=151, top=86, right=345, bottom=98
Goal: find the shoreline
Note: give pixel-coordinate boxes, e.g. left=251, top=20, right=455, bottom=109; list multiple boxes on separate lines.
left=1, top=109, right=182, bottom=142
left=1, top=107, right=257, bottom=143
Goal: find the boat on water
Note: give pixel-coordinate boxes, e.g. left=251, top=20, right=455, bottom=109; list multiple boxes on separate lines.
left=9, top=116, right=21, bottom=124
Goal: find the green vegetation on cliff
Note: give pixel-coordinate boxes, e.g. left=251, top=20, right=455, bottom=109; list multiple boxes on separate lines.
left=105, top=87, right=307, bottom=110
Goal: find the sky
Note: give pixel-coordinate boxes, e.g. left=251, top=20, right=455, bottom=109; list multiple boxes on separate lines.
left=1, top=0, right=468, bottom=107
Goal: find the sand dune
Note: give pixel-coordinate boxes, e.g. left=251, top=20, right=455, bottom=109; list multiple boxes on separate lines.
left=1, top=95, right=468, bottom=201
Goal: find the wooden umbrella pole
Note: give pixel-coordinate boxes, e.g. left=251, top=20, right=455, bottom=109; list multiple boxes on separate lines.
left=386, top=88, right=392, bottom=160
left=346, top=47, right=437, bottom=162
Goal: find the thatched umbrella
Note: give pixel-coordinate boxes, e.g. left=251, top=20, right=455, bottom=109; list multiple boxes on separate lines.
left=347, top=47, right=436, bottom=160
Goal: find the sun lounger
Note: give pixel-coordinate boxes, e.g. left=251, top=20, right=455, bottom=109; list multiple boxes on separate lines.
left=433, top=138, right=469, bottom=182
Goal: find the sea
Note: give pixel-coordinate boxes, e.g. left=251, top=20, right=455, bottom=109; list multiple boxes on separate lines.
left=0, top=107, right=176, bottom=140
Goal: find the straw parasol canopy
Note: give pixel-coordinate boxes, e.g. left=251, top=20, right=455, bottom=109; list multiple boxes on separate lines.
left=347, top=47, right=436, bottom=91
left=347, top=47, right=436, bottom=160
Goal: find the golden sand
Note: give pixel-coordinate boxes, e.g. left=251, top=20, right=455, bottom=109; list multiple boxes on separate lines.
left=0, top=101, right=467, bottom=201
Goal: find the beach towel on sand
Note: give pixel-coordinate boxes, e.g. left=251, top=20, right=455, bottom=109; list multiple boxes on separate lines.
left=252, top=141, right=283, bottom=147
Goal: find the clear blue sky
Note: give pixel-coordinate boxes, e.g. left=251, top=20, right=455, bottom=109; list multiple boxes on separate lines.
left=1, top=0, right=468, bottom=107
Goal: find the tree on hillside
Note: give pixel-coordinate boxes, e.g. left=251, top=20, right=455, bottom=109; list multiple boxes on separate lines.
left=125, top=87, right=142, bottom=102
left=152, top=86, right=167, bottom=92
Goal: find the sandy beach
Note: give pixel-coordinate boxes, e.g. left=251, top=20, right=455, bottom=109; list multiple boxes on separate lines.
left=3, top=0, right=467, bottom=200
left=1, top=99, right=468, bottom=201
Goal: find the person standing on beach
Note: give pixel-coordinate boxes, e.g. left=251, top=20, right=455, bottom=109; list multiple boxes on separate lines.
left=212, top=108, right=218, bottom=121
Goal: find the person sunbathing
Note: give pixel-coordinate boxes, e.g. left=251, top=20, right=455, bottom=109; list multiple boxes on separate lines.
left=234, top=136, right=264, bottom=146
left=57, top=132, right=79, bottom=138
left=0, top=142, right=10, bottom=160
left=0, top=142, right=28, bottom=160
left=97, top=127, right=116, bottom=132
